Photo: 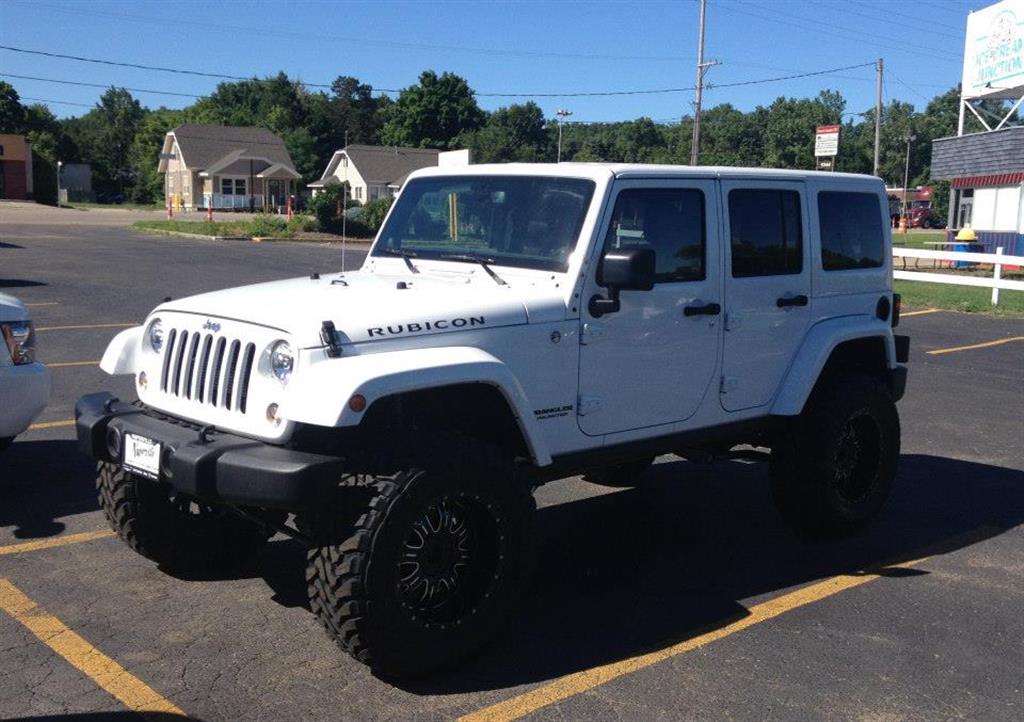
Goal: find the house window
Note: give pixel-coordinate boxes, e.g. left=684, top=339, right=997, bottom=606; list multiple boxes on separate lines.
left=220, top=178, right=247, bottom=196
left=354, top=186, right=363, bottom=200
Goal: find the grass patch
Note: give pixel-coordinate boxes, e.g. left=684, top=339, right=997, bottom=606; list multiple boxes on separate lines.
left=895, top=279, right=1024, bottom=316
left=133, top=215, right=318, bottom=239
left=891, top=230, right=948, bottom=249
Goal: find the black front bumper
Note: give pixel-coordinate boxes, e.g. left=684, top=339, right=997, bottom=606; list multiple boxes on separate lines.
left=76, top=393, right=345, bottom=510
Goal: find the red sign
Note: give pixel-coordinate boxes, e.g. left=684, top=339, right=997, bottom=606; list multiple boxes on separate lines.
left=816, top=124, right=841, bottom=134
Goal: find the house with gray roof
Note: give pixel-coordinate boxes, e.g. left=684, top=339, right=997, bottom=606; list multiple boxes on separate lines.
left=158, top=124, right=300, bottom=212
left=308, top=144, right=470, bottom=203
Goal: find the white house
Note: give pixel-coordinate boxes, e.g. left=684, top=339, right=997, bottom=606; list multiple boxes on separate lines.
left=308, top=145, right=470, bottom=202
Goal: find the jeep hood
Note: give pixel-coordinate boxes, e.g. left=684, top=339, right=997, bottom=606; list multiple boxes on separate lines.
left=155, top=268, right=566, bottom=347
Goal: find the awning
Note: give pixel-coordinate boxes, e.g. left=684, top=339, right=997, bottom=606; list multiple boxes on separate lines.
left=952, top=173, right=1024, bottom=189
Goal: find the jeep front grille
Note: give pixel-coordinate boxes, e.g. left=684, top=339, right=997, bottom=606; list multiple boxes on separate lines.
left=160, top=328, right=257, bottom=413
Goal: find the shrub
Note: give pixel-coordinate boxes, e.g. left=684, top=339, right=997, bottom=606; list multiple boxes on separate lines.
left=247, top=214, right=288, bottom=237
left=308, top=185, right=342, bottom=229
left=361, top=197, right=394, bottom=232
left=286, top=214, right=319, bottom=234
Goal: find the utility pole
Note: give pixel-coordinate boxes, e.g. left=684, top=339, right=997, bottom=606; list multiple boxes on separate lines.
left=556, top=109, right=573, bottom=162
left=873, top=58, right=883, bottom=177
left=342, top=130, right=348, bottom=269
left=690, top=0, right=718, bottom=166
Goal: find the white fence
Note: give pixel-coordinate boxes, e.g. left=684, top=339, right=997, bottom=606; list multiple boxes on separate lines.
left=202, top=193, right=266, bottom=210
left=892, top=247, right=1024, bottom=305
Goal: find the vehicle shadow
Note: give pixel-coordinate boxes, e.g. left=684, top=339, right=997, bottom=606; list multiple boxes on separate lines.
left=6, top=714, right=205, bottom=721
left=399, top=453, right=1023, bottom=694
left=0, top=279, right=47, bottom=288
left=0, top=440, right=99, bottom=539
left=0, top=241, right=25, bottom=249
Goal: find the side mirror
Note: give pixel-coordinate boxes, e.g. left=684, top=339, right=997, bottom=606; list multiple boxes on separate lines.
left=589, top=248, right=656, bottom=317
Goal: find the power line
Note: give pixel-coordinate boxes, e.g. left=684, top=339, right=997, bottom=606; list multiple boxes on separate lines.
left=14, top=0, right=700, bottom=64
left=1, top=73, right=202, bottom=99
left=20, top=96, right=92, bottom=108
left=716, top=0, right=962, bottom=65
left=819, top=0, right=962, bottom=40
left=0, top=47, right=882, bottom=99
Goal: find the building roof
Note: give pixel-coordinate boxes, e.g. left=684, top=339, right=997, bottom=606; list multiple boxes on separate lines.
left=931, top=126, right=1024, bottom=180
left=166, top=124, right=296, bottom=172
left=322, top=144, right=440, bottom=184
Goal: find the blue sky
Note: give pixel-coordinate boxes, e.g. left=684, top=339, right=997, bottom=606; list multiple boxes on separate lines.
left=0, top=0, right=981, bottom=122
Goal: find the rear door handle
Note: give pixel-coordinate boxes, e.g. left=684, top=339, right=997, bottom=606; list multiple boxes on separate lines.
left=684, top=302, right=722, bottom=317
left=776, top=294, right=809, bottom=308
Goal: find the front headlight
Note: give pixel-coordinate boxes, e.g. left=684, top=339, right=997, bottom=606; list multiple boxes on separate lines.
left=147, top=318, right=165, bottom=353
left=1, top=321, right=36, bottom=365
left=270, top=340, right=294, bottom=382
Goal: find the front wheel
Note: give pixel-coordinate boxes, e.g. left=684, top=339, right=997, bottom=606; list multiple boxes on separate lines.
left=306, top=438, right=534, bottom=678
left=96, top=462, right=274, bottom=571
left=770, top=374, right=900, bottom=535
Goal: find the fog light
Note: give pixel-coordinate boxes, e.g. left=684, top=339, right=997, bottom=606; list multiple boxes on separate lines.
left=348, top=394, right=367, bottom=413
left=105, top=426, right=122, bottom=458
left=266, top=403, right=282, bottom=426
left=138, top=371, right=148, bottom=389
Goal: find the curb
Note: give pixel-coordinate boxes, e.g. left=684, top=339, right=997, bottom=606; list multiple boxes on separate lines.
left=251, top=236, right=374, bottom=246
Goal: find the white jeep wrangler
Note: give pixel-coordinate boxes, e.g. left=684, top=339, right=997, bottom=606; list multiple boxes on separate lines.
left=77, top=164, right=909, bottom=677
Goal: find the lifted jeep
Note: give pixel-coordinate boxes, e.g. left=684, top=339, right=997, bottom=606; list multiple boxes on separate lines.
left=77, top=164, right=908, bottom=678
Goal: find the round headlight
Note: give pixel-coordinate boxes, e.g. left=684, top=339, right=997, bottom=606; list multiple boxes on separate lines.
left=270, top=340, right=294, bottom=382
left=148, top=318, right=164, bottom=353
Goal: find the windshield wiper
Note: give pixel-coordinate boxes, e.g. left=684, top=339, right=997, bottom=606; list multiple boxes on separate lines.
left=439, top=253, right=507, bottom=286
left=376, top=247, right=420, bottom=274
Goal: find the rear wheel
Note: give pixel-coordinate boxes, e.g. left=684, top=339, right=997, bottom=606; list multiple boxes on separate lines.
left=96, top=461, right=274, bottom=571
left=770, top=374, right=900, bottom=535
left=306, top=437, right=534, bottom=678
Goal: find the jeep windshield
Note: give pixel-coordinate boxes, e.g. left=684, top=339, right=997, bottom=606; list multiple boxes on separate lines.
left=373, top=175, right=596, bottom=272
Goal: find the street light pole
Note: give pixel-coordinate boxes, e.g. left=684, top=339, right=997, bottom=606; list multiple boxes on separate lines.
left=56, top=160, right=62, bottom=208
left=556, top=109, right=573, bottom=162
left=901, top=134, right=917, bottom=230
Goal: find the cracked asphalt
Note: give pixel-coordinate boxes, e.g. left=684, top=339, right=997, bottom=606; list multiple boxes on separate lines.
left=1, top=202, right=1022, bottom=721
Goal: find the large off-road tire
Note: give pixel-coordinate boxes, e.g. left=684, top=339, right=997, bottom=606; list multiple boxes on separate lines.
left=583, top=456, right=655, bottom=487
left=306, top=438, right=534, bottom=679
left=770, top=373, right=900, bottom=535
left=96, top=461, right=274, bottom=571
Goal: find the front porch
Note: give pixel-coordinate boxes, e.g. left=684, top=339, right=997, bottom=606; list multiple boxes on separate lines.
left=200, top=159, right=300, bottom=213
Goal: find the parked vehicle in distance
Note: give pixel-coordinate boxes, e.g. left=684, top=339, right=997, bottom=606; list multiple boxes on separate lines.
left=0, top=293, right=50, bottom=450
left=77, top=164, right=909, bottom=678
left=907, top=205, right=946, bottom=229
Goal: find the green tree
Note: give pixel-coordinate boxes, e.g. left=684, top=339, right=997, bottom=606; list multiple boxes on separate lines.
left=459, top=102, right=550, bottom=162
left=0, top=81, right=26, bottom=132
left=129, top=107, right=185, bottom=203
left=381, top=71, right=485, bottom=148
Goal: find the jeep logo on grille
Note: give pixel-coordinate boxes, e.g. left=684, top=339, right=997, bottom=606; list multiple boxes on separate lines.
left=202, top=319, right=221, bottom=332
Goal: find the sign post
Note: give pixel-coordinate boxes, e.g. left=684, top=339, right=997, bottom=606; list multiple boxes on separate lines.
left=814, top=124, right=841, bottom=171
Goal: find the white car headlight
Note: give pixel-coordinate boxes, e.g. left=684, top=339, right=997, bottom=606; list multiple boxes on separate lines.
left=1, top=321, right=36, bottom=365
left=147, top=318, right=165, bottom=353
left=270, top=340, right=294, bottom=382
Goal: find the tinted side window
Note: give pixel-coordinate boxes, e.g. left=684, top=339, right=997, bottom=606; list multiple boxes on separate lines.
left=729, top=189, right=803, bottom=277
left=603, top=188, right=705, bottom=283
left=818, top=191, right=884, bottom=270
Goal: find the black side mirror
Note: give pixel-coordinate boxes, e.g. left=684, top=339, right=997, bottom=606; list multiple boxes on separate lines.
left=589, top=248, right=656, bottom=317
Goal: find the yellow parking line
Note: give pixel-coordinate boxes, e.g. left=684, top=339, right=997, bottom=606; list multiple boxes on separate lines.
left=900, top=308, right=940, bottom=317
left=27, top=419, right=75, bottom=430
left=927, top=336, right=1024, bottom=356
left=0, top=577, right=188, bottom=719
left=35, top=323, right=135, bottom=332
left=48, top=360, right=100, bottom=368
left=460, top=555, right=931, bottom=722
left=0, top=529, right=115, bottom=557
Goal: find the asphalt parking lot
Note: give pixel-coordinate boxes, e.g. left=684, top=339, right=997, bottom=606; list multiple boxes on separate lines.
left=1, top=202, right=1022, bottom=721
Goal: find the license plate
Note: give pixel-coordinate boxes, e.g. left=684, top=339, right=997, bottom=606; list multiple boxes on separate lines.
left=123, top=433, right=162, bottom=478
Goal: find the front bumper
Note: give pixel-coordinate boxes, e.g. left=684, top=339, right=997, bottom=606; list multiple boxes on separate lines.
left=75, top=392, right=344, bottom=510
left=0, top=362, right=50, bottom=438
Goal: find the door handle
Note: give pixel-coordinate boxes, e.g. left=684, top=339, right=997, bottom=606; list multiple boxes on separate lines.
left=776, top=294, right=809, bottom=308
left=683, top=302, right=722, bottom=316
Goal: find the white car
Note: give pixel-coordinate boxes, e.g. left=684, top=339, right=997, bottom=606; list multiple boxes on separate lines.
left=79, top=164, right=909, bottom=677
left=0, top=292, right=50, bottom=449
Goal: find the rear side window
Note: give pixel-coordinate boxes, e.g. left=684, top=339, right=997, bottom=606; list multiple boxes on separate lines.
left=603, top=188, right=706, bottom=283
left=818, top=191, right=885, bottom=270
left=728, top=189, right=803, bottom=277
